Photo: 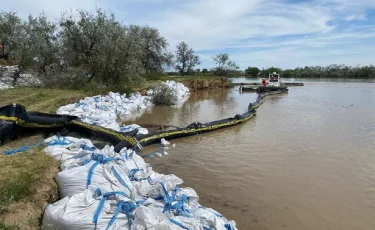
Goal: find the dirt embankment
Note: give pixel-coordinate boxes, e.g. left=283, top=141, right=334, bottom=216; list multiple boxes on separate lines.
left=181, top=77, right=232, bottom=91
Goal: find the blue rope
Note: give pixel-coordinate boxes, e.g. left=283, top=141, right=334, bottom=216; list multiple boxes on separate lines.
left=128, top=168, right=153, bottom=185
left=171, top=194, right=192, bottom=217
left=3, top=139, right=45, bottom=155
left=161, top=182, right=179, bottom=214
left=93, top=191, right=127, bottom=229
left=128, top=168, right=140, bottom=181
left=80, top=143, right=96, bottom=151
left=47, top=136, right=71, bottom=146
left=81, top=154, right=123, bottom=188
left=107, top=200, right=137, bottom=229
left=111, top=167, right=132, bottom=192
left=169, top=218, right=190, bottom=230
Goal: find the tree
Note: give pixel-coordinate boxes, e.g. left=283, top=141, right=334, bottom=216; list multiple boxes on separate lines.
left=260, top=67, right=282, bottom=77
left=282, top=69, right=294, bottom=78
left=27, top=13, right=59, bottom=77
left=0, top=11, right=22, bottom=59
left=212, top=53, right=239, bottom=76
left=245, top=67, right=260, bottom=77
left=202, top=68, right=208, bottom=73
left=0, top=11, right=37, bottom=85
left=60, top=9, right=136, bottom=85
left=175, top=41, right=200, bottom=75
left=138, top=26, right=173, bottom=73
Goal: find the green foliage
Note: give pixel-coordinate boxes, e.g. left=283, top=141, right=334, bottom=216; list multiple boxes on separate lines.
left=212, top=53, right=240, bottom=76
left=282, top=69, right=294, bottom=78
left=289, top=65, right=375, bottom=78
left=175, top=41, right=200, bottom=75
left=151, top=85, right=175, bottom=105
left=259, top=67, right=282, bottom=77
left=249, top=65, right=375, bottom=78
left=145, top=71, right=169, bottom=81
left=0, top=9, right=174, bottom=88
left=245, top=67, right=260, bottom=77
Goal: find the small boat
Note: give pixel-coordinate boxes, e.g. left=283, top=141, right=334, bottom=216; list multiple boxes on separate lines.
left=257, top=72, right=288, bottom=93
left=239, top=86, right=257, bottom=92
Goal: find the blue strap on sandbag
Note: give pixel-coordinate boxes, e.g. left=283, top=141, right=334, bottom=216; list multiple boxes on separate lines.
left=169, top=218, right=190, bottom=230
left=161, top=182, right=179, bottom=214
left=93, top=191, right=128, bottom=229
left=47, top=136, right=71, bottom=146
left=107, top=200, right=137, bottom=229
left=199, top=206, right=223, bottom=218
left=225, top=223, right=235, bottom=230
left=128, top=168, right=140, bottom=181
left=80, top=143, right=96, bottom=151
left=82, top=154, right=123, bottom=188
left=128, top=168, right=153, bottom=185
left=86, top=161, right=100, bottom=188
left=3, top=138, right=45, bottom=155
left=172, top=194, right=192, bottom=217
left=111, top=166, right=132, bottom=192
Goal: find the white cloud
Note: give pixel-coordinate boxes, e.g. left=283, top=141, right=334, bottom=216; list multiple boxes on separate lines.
left=148, top=0, right=334, bottom=50
left=1, top=0, right=375, bottom=69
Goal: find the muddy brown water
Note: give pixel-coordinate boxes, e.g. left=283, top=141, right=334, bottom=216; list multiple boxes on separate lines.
left=125, top=78, right=375, bottom=230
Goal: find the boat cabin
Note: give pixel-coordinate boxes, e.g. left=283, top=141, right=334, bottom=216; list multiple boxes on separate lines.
left=268, top=72, right=281, bottom=86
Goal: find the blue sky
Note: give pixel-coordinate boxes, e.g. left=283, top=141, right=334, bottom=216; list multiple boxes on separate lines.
left=2, top=0, right=375, bottom=70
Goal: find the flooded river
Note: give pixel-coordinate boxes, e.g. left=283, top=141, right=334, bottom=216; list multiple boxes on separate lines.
left=129, top=78, right=375, bottom=230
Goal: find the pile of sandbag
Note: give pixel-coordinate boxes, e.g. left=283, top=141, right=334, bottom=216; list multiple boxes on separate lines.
left=0, top=65, right=41, bottom=90
left=146, top=80, right=190, bottom=105
left=42, top=135, right=237, bottom=230
left=56, top=80, right=190, bottom=134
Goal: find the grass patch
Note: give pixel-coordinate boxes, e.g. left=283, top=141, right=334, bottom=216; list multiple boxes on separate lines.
left=0, top=135, right=59, bottom=228
left=0, top=87, right=90, bottom=113
left=0, top=221, right=21, bottom=230
left=168, top=75, right=224, bottom=81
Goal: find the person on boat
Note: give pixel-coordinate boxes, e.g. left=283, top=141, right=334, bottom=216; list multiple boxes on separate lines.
left=262, top=78, right=267, bottom=86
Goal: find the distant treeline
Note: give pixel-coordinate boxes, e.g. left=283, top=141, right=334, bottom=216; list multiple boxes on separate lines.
left=245, top=65, right=375, bottom=79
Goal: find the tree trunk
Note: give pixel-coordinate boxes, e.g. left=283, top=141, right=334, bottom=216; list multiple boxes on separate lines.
left=12, top=70, right=21, bottom=86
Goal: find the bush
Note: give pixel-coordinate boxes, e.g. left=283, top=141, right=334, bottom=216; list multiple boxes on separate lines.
left=151, top=85, right=175, bottom=105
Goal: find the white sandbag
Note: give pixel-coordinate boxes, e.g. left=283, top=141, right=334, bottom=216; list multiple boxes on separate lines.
left=192, top=206, right=237, bottom=230
left=56, top=155, right=133, bottom=198
left=117, top=149, right=148, bottom=173
left=42, top=189, right=135, bottom=230
left=132, top=177, right=182, bottom=199
left=175, top=187, right=200, bottom=210
left=120, top=124, right=148, bottom=135
left=131, top=206, right=202, bottom=230
left=44, top=136, right=96, bottom=168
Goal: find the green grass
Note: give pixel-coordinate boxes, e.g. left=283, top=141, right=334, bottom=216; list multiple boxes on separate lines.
left=168, top=75, right=224, bottom=81
left=0, top=221, right=21, bottom=230
left=0, top=135, right=59, bottom=229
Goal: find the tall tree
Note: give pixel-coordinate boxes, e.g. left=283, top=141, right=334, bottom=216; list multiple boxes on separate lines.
left=138, top=26, right=173, bottom=73
left=27, top=13, right=59, bottom=77
left=0, top=11, right=22, bottom=59
left=212, top=53, right=239, bottom=76
left=245, top=67, right=260, bottom=77
left=175, top=41, right=200, bottom=75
